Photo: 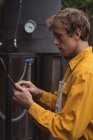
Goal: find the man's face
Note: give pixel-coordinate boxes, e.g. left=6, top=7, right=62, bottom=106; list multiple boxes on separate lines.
left=52, top=23, right=80, bottom=57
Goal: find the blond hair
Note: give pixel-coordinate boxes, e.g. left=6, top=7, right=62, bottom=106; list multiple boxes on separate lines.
left=47, top=8, right=90, bottom=41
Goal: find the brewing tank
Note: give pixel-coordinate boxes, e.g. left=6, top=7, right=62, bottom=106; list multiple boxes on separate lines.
left=0, top=1, right=68, bottom=140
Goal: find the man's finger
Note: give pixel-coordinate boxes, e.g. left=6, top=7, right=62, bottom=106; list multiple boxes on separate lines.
left=18, top=80, right=31, bottom=85
left=15, top=83, right=25, bottom=91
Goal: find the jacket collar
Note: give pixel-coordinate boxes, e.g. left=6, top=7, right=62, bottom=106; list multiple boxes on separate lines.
left=69, top=47, right=93, bottom=70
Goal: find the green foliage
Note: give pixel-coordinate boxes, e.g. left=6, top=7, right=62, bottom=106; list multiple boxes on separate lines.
left=61, top=0, right=93, bottom=17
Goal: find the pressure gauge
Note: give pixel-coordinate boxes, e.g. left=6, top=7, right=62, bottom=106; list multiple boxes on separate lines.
left=24, top=20, right=36, bottom=33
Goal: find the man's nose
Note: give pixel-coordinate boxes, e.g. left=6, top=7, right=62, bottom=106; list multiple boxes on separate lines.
left=53, top=37, right=59, bottom=46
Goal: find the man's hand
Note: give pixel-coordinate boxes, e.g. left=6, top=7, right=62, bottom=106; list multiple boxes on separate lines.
left=17, top=80, right=44, bottom=97
left=13, top=83, right=34, bottom=109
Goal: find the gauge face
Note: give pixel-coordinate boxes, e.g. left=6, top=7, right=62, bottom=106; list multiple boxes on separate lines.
left=24, top=20, right=36, bottom=33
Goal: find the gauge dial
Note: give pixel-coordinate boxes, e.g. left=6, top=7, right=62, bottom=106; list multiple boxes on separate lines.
left=24, top=20, right=36, bottom=33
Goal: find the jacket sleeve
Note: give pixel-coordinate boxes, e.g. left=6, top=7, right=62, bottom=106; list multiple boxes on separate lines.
left=28, top=73, right=93, bottom=140
left=37, top=91, right=57, bottom=111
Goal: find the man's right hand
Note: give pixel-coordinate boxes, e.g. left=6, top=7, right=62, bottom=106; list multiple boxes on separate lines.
left=17, top=80, right=44, bottom=97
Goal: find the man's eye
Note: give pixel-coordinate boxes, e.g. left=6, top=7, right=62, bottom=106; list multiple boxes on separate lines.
left=53, top=33, right=63, bottom=40
left=55, top=35, right=62, bottom=38
left=60, top=36, right=63, bottom=40
left=57, top=36, right=63, bottom=40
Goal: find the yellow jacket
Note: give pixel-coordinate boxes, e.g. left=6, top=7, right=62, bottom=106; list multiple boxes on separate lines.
left=28, top=47, right=93, bottom=140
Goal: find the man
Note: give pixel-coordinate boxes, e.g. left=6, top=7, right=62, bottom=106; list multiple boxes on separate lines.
left=13, top=8, right=93, bottom=140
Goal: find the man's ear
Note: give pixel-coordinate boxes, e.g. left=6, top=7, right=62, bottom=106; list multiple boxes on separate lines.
left=74, top=28, right=81, bottom=40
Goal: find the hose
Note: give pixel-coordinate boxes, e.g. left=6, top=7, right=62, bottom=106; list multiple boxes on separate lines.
left=0, top=58, right=34, bottom=122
